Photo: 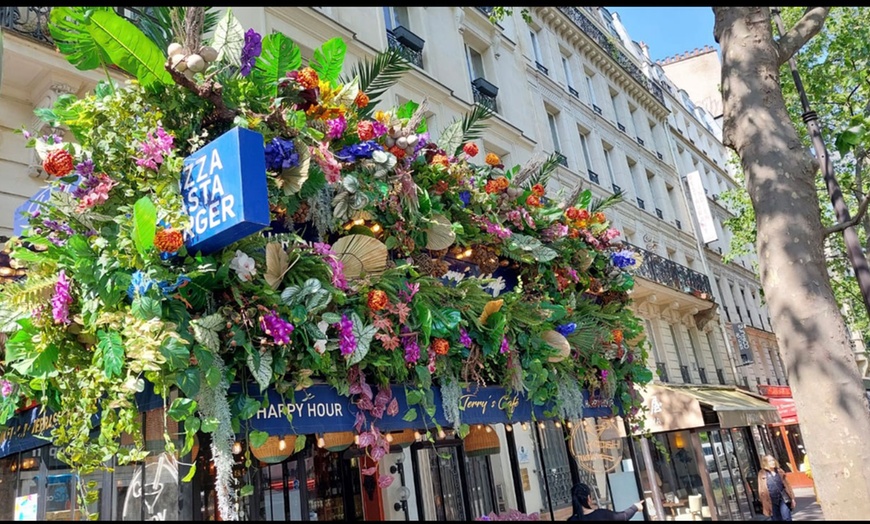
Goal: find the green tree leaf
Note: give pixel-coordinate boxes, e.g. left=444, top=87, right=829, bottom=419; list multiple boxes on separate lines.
left=87, top=10, right=172, bottom=88
left=310, top=37, right=346, bottom=85
left=131, top=296, right=162, bottom=320
left=97, top=330, right=124, bottom=378
left=251, top=32, right=301, bottom=100
left=48, top=7, right=112, bottom=71
left=247, top=349, right=273, bottom=393
left=132, top=196, right=157, bottom=256
left=191, top=313, right=224, bottom=352
left=402, top=408, right=418, bottom=422
left=168, top=398, right=198, bottom=421
left=160, top=336, right=190, bottom=372
left=212, top=8, right=245, bottom=67
left=176, top=367, right=201, bottom=397
left=248, top=429, right=269, bottom=449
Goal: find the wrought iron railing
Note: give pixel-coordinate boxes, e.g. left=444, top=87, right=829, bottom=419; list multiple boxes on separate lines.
left=698, top=367, right=708, bottom=384
left=554, top=152, right=568, bottom=167
left=1, top=6, right=155, bottom=45
left=587, top=170, right=600, bottom=184
left=387, top=30, right=423, bottom=69
left=568, top=86, right=579, bottom=97
left=471, top=82, right=498, bottom=112
left=636, top=197, right=645, bottom=210
left=680, top=365, right=692, bottom=384
left=627, top=242, right=714, bottom=299
left=556, top=6, right=665, bottom=106
left=716, top=368, right=726, bottom=385
left=476, top=6, right=494, bottom=17
left=656, top=362, right=669, bottom=383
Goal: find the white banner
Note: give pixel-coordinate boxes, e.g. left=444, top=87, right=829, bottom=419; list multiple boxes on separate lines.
left=686, top=170, right=718, bottom=244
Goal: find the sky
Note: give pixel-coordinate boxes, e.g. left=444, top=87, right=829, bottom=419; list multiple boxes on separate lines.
left=606, top=7, right=720, bottom=63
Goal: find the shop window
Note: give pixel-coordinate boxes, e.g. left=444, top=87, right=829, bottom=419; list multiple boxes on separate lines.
left=534, top=421, right=573, bottom=519
left=413, top=443, right=467, bottom=521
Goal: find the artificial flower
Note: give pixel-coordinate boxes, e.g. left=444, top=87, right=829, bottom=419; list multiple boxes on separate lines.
left=265, top=137, right=300, bottom=171
left=43, top=148, right=74, bottom=177
left=154, top=227, right=184, bottom=254
left=431, top=338, right=450, bottom=356
left=463, top=142, right=479, bottom=157
left=51, top=270, right=73, bottom=324
left=136, top=126, right=174, bottom=171
left=240, top=28, right=262, bottom=77
left=485, top=152, right=501, bottom=166
left=260, top=310, right=295, bottom=344
left=229, top=250, right=256, bottom=282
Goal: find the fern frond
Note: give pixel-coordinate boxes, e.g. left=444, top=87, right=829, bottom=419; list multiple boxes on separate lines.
left=521, top=153, right=562, bottom=190
left=136, top=7, right=220, bottom=52
left=342, top=48, right=411, bottom=117
left=1, top=275, right=56, bottom=312
left=458, top=104, right=494, bottom=148
left=589, top=191, right=624, bottom=214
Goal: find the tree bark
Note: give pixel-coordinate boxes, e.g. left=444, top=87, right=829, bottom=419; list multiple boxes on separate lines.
left=714, top=7, right=870, bottom=520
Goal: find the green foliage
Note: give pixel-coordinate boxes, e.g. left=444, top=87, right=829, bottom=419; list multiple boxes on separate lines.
left=340, top=48, right=411, bottom=117
left=49, top=7, right=113, bottom=71
left=310, top=38, right=347, bottom=85
left=88, top=10, right=173, bottom=88
left=213, top=8, right=245, bottom=67
left=251, top=32, right=301, bottom=100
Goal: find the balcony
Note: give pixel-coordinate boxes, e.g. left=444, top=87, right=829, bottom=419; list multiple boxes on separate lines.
left=626, top=242, right=714, bottom=300
left=554, top=152, right=568, bottom=167
left=675, top=219, right=682, bottom=230
left=476, top=6, right=494, bottom=17
left=387, top=27, right=424, bottom=69
left=636, top=197, right=645, bottom=210
left=698, top=367, right=708, bottom=384
left=555, top=7, right=665, bottom=106
left=568, top=86, right=579, bottom=97
left=655, top=208, right=664, bottom=219
left=592, top=104, right=603, bottom=115
left=611, top=183, right=622, bottom=194
left=680, top=365, right=692, bottom=384
left=716, top=368, right=726, bottom=385
left=636, top=136, right=645, bottom=147
left=656, top=151, right=664, bottom=161
left=535, top=61, right=549, bottom=75
left=471, top=78, right=498, bottom=112
left=587, top=170, right=600, bottom=184
left=656, top=362, right=669, bottom=383
left=617, top=122, right=626, bottom=133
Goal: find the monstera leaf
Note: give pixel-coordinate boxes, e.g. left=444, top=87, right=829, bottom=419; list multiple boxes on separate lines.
left=87, top=10, right=172, bottom=88
left=49, top=7, right=113, bottom=71
left=252, top=32, right=301, bottom=99
left=311, top=37, right=346, bottom=85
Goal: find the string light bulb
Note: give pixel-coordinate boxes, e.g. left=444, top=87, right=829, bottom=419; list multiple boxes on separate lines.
left=317, top=435, right=326, bottom=448
left=538, top=421, right=545, bottom=429
left=437, top=429, right=446, bottom=439
left=232, top=442, right=242, bottom=455
left=505, top=424, right=513, bottom=432
left=521, top=422, right=529, bottom=431
left=555, top=421, right=562, bottom=428
left=354, top=434, right=360, bottom=446
left=414, top=430, right=422, bottom=441
left=566, top=421, right=573, bottom=429
left=278, top=438, right=287, bottom=451
left=386, top=433, right=394, bottom=443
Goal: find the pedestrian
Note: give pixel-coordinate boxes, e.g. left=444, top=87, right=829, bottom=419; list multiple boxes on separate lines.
left=568, top=482, right=645, bottom=521
left=757, top=454, right=796, bottom=521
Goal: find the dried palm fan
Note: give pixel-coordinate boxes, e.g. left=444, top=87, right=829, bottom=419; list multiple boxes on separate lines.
left=277, top=145, right=310, bottom=195
left=541, top=330, right=572, bottom=363
left=425, top=214, right=456, bottom=251
left=331, top=234, right=388, bottom=279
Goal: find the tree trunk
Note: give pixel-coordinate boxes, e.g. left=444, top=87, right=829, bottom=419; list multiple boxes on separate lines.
left=714, top=7, right=870, bottom=519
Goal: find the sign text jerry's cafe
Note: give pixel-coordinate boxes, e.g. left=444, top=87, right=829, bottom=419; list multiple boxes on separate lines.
left=3, top=127, right=621, bottom=457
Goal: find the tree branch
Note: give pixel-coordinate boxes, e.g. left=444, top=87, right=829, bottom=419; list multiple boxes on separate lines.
left=824, top=192, right=870, bottom=236
left=773, top=7, right=830, bottom=66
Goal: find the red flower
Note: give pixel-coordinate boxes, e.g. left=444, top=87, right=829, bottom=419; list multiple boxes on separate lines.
left=431, top=154, right=449, bottom=168
left=463, top=142, right=479, bottom=157
left=357, top=121, right=375, bottom=141
left=43, top=148, right=74, bottom=177
left=154, top=228, right=184, bottom=254
left=566, top=206, right=581, bottom=220
left=532, top=183, right=545, bottom=197
left=389, top=145, right=406, bottom=159
left=612, top=329, right=624, bottom=345
left=526, top=195, right=541, bottom=207
left=296, top=67, right=320, bottom=90
left=354, top=91, right=370, bottom=109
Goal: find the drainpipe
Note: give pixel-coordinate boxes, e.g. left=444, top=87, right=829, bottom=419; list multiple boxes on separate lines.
left=662, top=120, right=742, bottom=385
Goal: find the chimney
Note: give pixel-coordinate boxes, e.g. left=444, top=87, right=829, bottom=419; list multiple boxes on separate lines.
left=639, top=41, right=650, bottom=60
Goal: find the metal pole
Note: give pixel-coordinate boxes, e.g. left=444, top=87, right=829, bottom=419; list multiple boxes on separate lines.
left=639, top=436, right=666, bottom=521
left=772, top=7, right=870, bottom=318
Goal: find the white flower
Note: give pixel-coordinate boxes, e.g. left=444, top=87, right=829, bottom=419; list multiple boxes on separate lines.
left=313, top=320, right=330, bottom=354
left=484, top=276, right=507, bottom=297
left=443, top=270, right=466, bottom=283
left=229, top=250, right=256, bottom=282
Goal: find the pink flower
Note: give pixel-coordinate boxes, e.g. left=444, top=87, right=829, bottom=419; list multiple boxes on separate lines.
left=136, top=126, right=174, bottom=171
left=311, top=142, right=342, bottom=183
left=51, top=270, right=73, bottom=324
left=76, top=173, right=117, bottom=212
left=326, top=116, right=347, bottom=140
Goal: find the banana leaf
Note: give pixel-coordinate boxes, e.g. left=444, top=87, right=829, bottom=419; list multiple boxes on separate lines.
left=48, top=7, right=113, bottom=71
left=87, top=9, right=172, bottom=88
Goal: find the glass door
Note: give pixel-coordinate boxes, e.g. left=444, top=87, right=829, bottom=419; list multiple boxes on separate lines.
left=413, top=444, right=467, bottom=521
left=465, top=454, right=496, bottom=518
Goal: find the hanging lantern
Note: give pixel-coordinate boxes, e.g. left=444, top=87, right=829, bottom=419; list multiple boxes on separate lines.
left=463, top=424, right=501, bottom=457
left=322, top=431, right=355, bottom=452
left=388, top=428, right=417, bottom=448
left=250, top=435, right=297, bottom=464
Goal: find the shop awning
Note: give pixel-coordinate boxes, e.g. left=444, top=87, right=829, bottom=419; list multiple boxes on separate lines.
left=636, top=384, right=781, bottom=434
left=768, top=397, right=798, bottom=425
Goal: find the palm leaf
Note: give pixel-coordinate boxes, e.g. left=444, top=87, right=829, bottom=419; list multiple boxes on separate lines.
left=311, top=37, right=346, bottom=85
left=520, top=153, right=561, bottom=190
left=87, top=10, right=173, bottom=88
left=48, top=6, right=113, bottom=71
left=251, top=32, right=301, bottom=100
left=588, top=190, right=624, bottom=214
left=341, top=48, right=411, bottom=117
left=134, top=7, right=221, bottom=53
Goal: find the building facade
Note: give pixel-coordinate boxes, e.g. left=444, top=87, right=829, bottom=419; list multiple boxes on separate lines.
left=1, top=6, right=786, bottom=521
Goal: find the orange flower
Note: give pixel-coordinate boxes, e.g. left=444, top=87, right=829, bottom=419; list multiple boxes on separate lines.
left=565, top=207, right=581, bottom=220
left=431, top=154, right=450, bottom=167
left=463, top=142, right=479, bottom=157
left=154, top=228, right=184, bottom=254
left=532, top=183, right=546, bottom=197
left=389, top=145, right=406, bottom=159
left=569, top=228, right=580, bottom=238
left=577, top=209, right=590, bottom=221
left=43, top=148, right=74, bottom=177
left=577, top=219, right=588, bottom=229
left=593, top=211, right=606, bottom=223
left=297, top=67, right=320, bottom=90
left=367, top=289, right=389, bottom=312
left=495, top=177, right=510, bottom=190
left=485, top=153, right=500, bottom=166
left=431, top=338, right=450, bottom=356
left=612, top=329, right=624, bottom=345
left=354, top=91, right=370, bottom=108
left=526, top=195, right=541, bottom=207
left=433, top=179, right=449, bottom=195
left=485, top=180, right=500, bottom=194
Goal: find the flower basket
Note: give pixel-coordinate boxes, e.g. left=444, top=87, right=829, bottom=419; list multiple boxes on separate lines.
left=321, top=431, right=355, bottom=452
left=463, top=424, right=500, bottom=457
left=250, top=435, right=297, bottom=464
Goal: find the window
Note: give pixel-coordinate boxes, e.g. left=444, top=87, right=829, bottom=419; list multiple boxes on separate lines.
left=466, top=45, right=485, bottom=80
left=609, top=89, right=620, bottom=123
left=603, top=147, right=616, bottom=187
left=547, top=112, right=561, bottom=153
left=561, top=55, right=574, bottom=88
left=584, top=72, right=598, bottom=105
left=383, top=6, right=410, bottom=31
left=579, top=131, right=593, bottom=172
left=530, top=30, right=543, bottom=64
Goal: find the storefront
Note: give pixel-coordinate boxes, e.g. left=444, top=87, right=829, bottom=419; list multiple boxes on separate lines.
left=755, top=385, right=811, bottom=489
left=632, top=384, right=781, bottom=521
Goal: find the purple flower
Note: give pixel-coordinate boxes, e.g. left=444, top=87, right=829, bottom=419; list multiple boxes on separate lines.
left=500, top=336, right=510, bottom=354
left=402, top=330, right=420, bottom=364
left=372, top=121, right=388, bottom=138
left=260, top=310, right=295, bottom=345
left=335, top=140, right=384, bottom=161
left=601, top=369, right=609, bottom=381
left=459, top=190, right=471, bottom=208
left=326, top=116, right=348, bottom=140
left=51, top=269, right=73, bottom=324
left=265, top=136, right=300, bottom=171
left=136, top=126, right=174, bottom=171
left=337, top=314, right=356, bottom=356
left=75, top=159, right=95, bottom=177
left=240, top=28, right=262, bottom=77
left=459, top=328, right=473, bottom=348
left=555, top=323, right=577, bottom=337
left=610, top=249, right=638, bottom=269
left=1, top=380, right=14, bottom=398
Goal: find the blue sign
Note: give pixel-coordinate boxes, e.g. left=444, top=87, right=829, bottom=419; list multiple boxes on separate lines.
left=181, top=127, right=270, bottom=254
left=241, top=383, right=619, bottom=436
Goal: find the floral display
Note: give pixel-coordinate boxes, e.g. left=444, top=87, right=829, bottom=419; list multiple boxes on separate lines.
left=0, top=7, right=651, bottom=519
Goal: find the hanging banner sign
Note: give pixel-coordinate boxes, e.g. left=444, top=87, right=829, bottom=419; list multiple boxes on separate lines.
left=685, top=170, right=718, bottom=244
left=181, top=127, right=270, bottom=254
left=238, top=383, right=618, bottom=436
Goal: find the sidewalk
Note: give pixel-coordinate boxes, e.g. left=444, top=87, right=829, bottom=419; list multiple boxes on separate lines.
left=791, top=486, right=823, bottom=521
